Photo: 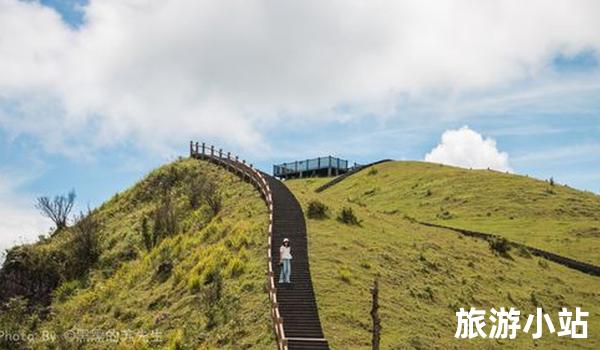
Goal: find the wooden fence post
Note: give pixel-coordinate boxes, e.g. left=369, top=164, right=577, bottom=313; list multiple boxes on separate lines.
left=371, top=279, right=381, bottom=350
left=189, top=141, right=193, bottom=156
left=201, top=142, right=206, bottom=155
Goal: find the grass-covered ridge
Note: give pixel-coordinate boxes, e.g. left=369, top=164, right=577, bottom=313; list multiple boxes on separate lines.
left=322, top=161, right=600, bottom=265
left=0, top=158, right=274, bottom=349
left=286, top=162, right=600, bottom=349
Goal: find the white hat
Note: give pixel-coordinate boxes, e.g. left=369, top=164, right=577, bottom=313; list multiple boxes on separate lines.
left=283, top=238, right=290, bottom=242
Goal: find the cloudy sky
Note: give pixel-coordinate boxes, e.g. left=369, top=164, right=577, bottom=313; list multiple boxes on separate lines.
left=1, top=0, right=600, bottom=254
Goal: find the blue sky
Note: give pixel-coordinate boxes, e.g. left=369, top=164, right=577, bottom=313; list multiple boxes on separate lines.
left=1, top=0, right=600, bottom=253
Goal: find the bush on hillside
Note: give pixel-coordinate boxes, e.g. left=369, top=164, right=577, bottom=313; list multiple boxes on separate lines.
left=307, top=200, right=328, bottom=219
left=202, top=180, right=222, bottom=215
left=0, top=297, right=39, bottom=349
left=152, top=195, right=178, bottom=245
left=367, top=167, right=378, bottom=176
left=337, top=267, right=353, bottom=284
left=140, top=216, right=152, bottom=251
left=488, top=237, right=511, bottom=256
left=68, top=211, right=101, bottom=277
left=187, top=174, right=221, bottom=214
left=436, top=208, right=454, bottom=220
left=0, top=211, right=101, bottom=306
left=337, top=207, right=360, bottom=226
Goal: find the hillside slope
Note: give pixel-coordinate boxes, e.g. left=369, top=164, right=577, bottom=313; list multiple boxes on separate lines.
left=286, top=161, right=600, bottom=350
left=0, top=159, right=275, bottom=349
left=318, top=161, right=600, bottom=265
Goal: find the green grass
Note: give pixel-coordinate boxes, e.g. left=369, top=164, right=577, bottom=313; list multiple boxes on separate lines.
left=2, top=159, right=275, bottom=349
left=286, top=162, right=600, bottom=350
left=319, top=161, right=600, bottom=265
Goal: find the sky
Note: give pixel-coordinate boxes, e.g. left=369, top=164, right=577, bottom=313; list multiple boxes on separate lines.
left=1, top=0, right=600, bottom=256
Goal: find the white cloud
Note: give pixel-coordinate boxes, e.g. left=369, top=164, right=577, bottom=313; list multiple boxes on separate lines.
left=424, top=126, right=511, bottom=171
left=0, top=174, right=51, bottom=258
left=1, top=0, right=600, bottom=155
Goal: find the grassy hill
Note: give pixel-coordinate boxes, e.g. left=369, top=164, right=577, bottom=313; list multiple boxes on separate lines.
left=0, top=159, right=274, bottom=349
left=286, top=161, right=600, bottom=349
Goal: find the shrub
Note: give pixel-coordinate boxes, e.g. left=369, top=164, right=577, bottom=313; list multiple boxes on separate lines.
left=545, top=188, right=556, bottom=195
left=225, top=256, right=246, bottom=278
left=188, top=276, right=201, bottom=293
left=338, top=268, right=353, bottom=284
left=337, top=207, right=360, bottom=225
left=140, top=216, right=152, bottom=251
left=530, top=291, right=540, bottom=307
left=307, top=200, right=328, bottom=219
left=363, top=188, right=377, bottom=196
left=166, top=329, right=185, bottom=350
left=68, top=211, right=101, bottom=277
left=488, top=237, right=511, bottom=255
left=152, top=195, right=178, bottom=245
left=53, top=280, right=82, bottom=302
left=187, top=175, right=205, bottom=210
left=202, top=180, right=222, bottom=215
left=0, top=297, right=36, bottom=349
left=436, top=208, right=454, bottom=220
left=367, top=167, right=378, bottom=176
left=155, top=260, right=173, bottom=282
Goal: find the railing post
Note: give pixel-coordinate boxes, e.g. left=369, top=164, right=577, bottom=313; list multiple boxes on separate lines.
left=201, top=142, right=205, bottom=155
left=195, top=142, right=199, bottom=155
left=227, top=152, right=231, bottom=159
left=219, top=148, right=223, bottom=158
left=189, top=141, right=193, bottom=156
left=210, top=145, right=214, bottom=156
left=235, top=156, right=239, bottom=162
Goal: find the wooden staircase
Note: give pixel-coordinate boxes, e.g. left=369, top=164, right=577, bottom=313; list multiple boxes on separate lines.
left=266, top=176, right=329, bottom=349
left=190, top=142, right=329, bottom=350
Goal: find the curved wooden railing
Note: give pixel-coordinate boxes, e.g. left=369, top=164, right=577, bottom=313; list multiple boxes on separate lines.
left=189, top=141, right=288, bottom=350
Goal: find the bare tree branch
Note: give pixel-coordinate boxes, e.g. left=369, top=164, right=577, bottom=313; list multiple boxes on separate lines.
left=35, top=190, right=76, bottom=230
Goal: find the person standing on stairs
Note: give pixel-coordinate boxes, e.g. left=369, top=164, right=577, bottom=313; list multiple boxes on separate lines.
left=279, top=238, right=292, bottom=284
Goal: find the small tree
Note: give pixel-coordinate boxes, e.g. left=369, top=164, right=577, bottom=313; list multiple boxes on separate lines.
left=307, top=200, right=328, bottom=219
left=152, top=195, right=177, bottom=245
left=68, top=210, right=101, bottom=278
left=140, top=216, right=152, bottom=251
left=202, top=180, right=222, bottom=215
left=36, top=190, right=76, bottom=230
left=337, top=207, right=360, bottom=225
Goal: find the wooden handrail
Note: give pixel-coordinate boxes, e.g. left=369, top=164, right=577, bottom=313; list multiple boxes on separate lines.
left=190, top=142, right=288, bottom=350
